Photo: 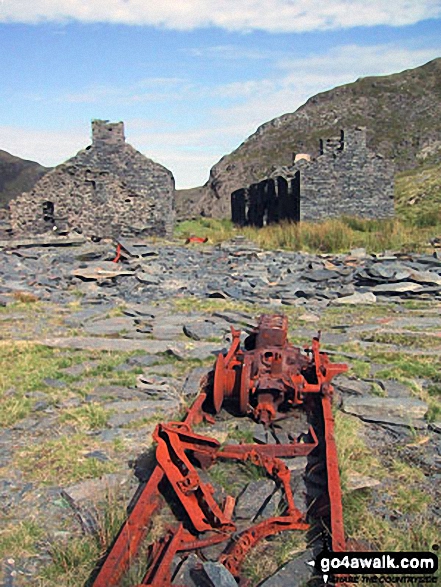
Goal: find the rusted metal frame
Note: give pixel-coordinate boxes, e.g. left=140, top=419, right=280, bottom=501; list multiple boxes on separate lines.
left=92, top=394, right=209, bottom=587
left=137, top=524, right=186, bottom=587
left=135, top=524, right=235, bottom=587
left=214, top=447, right=302, bottom=519
left=218, top=424, right=318, bottom=458
left=224, top=326, right=242, bottom=366
left=154, top=423, right=235, bottom=534
left=92, top=466, right=164, bottom=587
left=220, top=516, right=309, bottom=578
left=321, top=393, right=346, bottom=552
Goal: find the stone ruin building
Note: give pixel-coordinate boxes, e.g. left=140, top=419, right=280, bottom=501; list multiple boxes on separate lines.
left=10, top=120, right=175, bottom=238
left=231, top=128, right=395, bottom=226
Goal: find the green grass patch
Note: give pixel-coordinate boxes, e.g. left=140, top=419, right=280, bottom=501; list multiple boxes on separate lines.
left=39, top=489, right=130, bottom=587
left=0, top=342, right=145, bottom=426
left=370, top=382, right=387, bottom=397
left=334, top=412, right=384, bottom=488
left=389, top=459, right=425, bottom=484
left=365, top=349, right=441, bottom=382
left=348, top=360, right=371, bottom=379
left=360, top=331, right=441, bottom=350
left=0, top=395, right=32, bottom=426
left=343, top=490, right=438, bottom=552
left=174, top=218, right=236, bottom=242
left=395, top=161, right=441, bottom=226
left=390, top=487, right=430, bottom=515
left=120, top=413, right=166, bottom=429
left=59, top=403, right=110, bottom=431
left=0, top=520, right=44, bottom=558
left=16, top=433, right=117, bottom=486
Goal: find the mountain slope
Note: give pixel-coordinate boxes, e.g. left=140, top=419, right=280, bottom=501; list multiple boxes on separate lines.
left=0, top=150, right=50, bottom=208
left=176, top=57, right=441, bottom=219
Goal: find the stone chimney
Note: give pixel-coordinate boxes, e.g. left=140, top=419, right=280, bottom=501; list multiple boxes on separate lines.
left=91, top=119, right=125, bottom=146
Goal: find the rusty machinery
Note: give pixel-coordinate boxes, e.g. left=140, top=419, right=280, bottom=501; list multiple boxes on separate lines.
left=213, top=314, right=347, bottom=424
left=91, top=314, right=348, bottom=587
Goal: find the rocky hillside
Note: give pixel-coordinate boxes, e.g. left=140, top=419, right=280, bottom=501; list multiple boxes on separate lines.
left=176, top=57, right=441, bottom=219
left=0, top=150, right=50, bottom=208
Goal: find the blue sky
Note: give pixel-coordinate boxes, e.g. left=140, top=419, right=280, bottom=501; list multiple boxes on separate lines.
left=0, top=1, right=440, bottom=188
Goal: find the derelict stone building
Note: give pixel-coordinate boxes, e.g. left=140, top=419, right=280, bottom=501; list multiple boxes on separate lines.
left=10, top=120, right=175, bottom=238
left=231, top=128, right=395, bottom=226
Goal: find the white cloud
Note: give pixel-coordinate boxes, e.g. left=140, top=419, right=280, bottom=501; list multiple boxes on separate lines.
left=0, top=0, right=440, bottom=31
left=212, top=43, right=441, bottom=135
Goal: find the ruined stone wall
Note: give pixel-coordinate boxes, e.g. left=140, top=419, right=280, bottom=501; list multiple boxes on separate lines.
left=296, top=128, right=394, bottom=220
left=10, top=120, right=175, bottom=238
left=231, top=127, right=395, bottom=225
left=231, top=175, right=300, bottom=227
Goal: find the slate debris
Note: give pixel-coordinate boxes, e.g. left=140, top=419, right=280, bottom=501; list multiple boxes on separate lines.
left=1, top=240, right=441, bottom=307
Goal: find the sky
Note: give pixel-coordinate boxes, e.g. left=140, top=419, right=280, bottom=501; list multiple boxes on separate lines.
left=0, top=1, right=440, bottom=189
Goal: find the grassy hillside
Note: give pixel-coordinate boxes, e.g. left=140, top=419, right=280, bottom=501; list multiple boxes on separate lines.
left=395, top=161, right=441, bottom=226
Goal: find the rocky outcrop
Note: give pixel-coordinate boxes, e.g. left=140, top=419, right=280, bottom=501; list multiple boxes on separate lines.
left=9, top=120, right=175, bottom=238
left=175, top=57, right=441, bottom=219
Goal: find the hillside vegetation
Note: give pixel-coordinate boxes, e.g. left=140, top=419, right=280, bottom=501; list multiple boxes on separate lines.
left=176, top=57, right=441, bottom=219
left=395, top=160, right=441, bottom=226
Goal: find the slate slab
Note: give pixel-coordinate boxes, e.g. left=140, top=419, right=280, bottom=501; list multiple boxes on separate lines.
left=182, top=367, right=210, bottom=397
left=183, top=319, right=230, bottom=341
left=201, top=562, right=238, bottom=587
left=259, top=550, right=315, bottom=586
left=0, top=235, right=86, bottom=248
left=332, top=291, right=376, bottom=305
left=71, top=262, right=134, bottom=281
left=335, top=377, right=373, bottom=396
left=234, top=479, right=277, bottom=520
left=83, top=317, right=135, bottom=336
left=172, top=554, right=201, bottom=586
left=136, top=272, right=161, bottom=286
left=371, top=282, right=424, bottom=294
left=409, top=269, right=441, bottom=285
left=346, top=472, right=381, bottom=491
left=61, top=473, right=130, bottom=503
left=343, top=396, right=428, bottom=427
left=127, top=354, right=159, bottom=368
left=118, top=239, right=158, bottom=258
left=106, top=398, right=179, bottom=427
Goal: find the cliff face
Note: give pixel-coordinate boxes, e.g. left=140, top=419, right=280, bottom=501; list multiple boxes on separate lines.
left=0, top=150, right=50, bottom=208
left=175, top=57, right=441, bottom=219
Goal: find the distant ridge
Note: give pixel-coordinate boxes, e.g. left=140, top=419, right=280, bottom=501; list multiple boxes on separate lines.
left=0, top=150, right=50, bottom=208
left=176, top=57, right=441, bottom=219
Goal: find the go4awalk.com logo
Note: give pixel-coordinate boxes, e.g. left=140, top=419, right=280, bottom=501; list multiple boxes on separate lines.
left=307, top=550, right=439, bottom=584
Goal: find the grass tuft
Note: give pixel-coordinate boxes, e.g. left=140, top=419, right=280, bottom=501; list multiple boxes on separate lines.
left=16, top=433, right=117, bottom=486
